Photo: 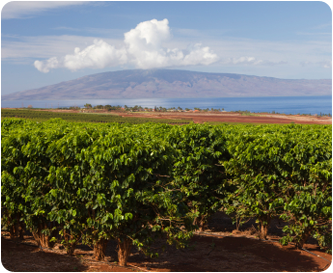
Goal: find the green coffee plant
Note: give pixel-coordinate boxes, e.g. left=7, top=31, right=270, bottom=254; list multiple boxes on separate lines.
left=166, top=124, right=231, bottom=231
left=223, top=125, right=294, bottom=239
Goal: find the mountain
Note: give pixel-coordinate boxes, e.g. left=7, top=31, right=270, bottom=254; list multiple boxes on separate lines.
left=2, top=69, right=332, bottom=100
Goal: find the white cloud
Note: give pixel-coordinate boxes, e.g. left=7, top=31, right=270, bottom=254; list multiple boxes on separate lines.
left=34, top=57, right=59, bottom=73
left=300, top=60, right=332, bottom=68
left=2, top=19, right=330, bottom=78
left=323, top=60, right=332, bottom=68
left=2, top=35, right=92, bottom=59
left=63, top=40, right=128, bottom=71
left=222, top=56, right=287, bottom=66
left=34, top=19, right=219, bottom=73
left=1, top=1, right=87, bottom=19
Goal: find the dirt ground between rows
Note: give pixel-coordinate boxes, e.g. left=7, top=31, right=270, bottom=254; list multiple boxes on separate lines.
left=1, top=213, right=331, bottom=272
left=120, top=112, right=332, bottom=125
left=12, top=108, right=331, bottom=125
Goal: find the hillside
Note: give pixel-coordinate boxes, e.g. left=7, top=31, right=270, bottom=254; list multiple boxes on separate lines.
left=2, top=69, right=331, bottom=100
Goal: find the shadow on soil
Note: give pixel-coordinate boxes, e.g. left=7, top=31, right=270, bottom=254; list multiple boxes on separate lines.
left=1, top=233, right=329, bottom=272
left=122, top=235, right=323, bottom=272
left=2, top=210, right=331, bottom=272
left=1, top=237, right=88, bottom=272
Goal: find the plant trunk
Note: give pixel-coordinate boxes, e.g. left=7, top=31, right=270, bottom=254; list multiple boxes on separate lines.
left=63, top=230, right=80, bottom=256
left=93, top=238, right=108, bottom=261
left=8, top=214, right=24, bottom=240
left=14, top=215, right=20, bottom=238
left=259, top=216, right=271, bottom=240
left=194, top=215, right=207, bottom=232
left=235, top=216, right=241, bottom=231
left=9, top=224, right=16, bottom=239
left=295, top=228, right=312, bottom=250
left=32, top=221, right=56, bottom=249
left=66, top=243, right=77, bottom=256
left=32, top=229, right=41, bottom=246
left=18, top=222, right=25, bottom=240
left=41, top=222, right=56, bottom=249
left=117, top=237, right=132, bottom=266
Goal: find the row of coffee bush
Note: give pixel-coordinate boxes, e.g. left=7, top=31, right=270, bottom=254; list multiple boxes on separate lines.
left=2, top=118, right=331, bottom=265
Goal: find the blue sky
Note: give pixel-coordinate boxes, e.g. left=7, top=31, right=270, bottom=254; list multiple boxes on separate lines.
left=1, top=1, right=332, bottom=95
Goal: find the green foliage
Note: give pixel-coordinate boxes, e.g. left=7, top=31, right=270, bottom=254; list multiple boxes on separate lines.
left=222, top=123, right=331, bottom=247
left=278, top=126, right=332, bottom=251
left=1, top=109, right=189, bottom=125
left=1, top=118, right=331, bottom=256
left=223, top=125, right=296, bottom=236
left=1, top=119, right=194, bottom=259
left=165, top=123, right=232, bottom=230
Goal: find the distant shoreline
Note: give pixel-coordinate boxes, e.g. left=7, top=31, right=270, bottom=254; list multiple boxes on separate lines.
left=2, top=107, right=331, bottom=125
left=1, top=95, right=331, bottom=116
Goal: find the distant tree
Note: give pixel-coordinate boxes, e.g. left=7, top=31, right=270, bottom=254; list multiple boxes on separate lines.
left=84, top=103, right=92, bottom=109
left=104, top=105, right=112, bottom=111
left=69, top=106, right=80, bottom=110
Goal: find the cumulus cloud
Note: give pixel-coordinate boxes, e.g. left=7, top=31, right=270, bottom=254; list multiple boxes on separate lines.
left=34, top=57, right=59, bottom=73
left=34, top=40, right=127, bottom=73
left=34, top=19, right=219, bottom=73
left=64, top=40, right=128, bottom=71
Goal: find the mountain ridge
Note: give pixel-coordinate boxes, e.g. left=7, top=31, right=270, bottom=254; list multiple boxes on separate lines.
left=2, top=69, right=332, bottom=100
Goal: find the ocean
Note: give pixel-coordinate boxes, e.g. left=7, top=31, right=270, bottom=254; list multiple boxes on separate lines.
left=1, top=96, right=332, bottom=115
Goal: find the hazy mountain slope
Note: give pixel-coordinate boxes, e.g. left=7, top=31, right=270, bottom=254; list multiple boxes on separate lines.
left=2, top=69, right=332, bottom=100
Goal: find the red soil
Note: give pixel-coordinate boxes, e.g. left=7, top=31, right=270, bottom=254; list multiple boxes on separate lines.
left=4, top=108, right=331, bottom=124
left=120, top=112, right=332, bottom=125
left=2, top=230, right=331, bottom=272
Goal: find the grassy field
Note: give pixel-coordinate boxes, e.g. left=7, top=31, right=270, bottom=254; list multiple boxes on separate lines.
left=1, top=109, right=191, bottom=124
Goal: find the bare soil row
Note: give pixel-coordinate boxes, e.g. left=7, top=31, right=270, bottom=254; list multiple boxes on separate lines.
left=2, top=213, right=331, bottom=272
left=120, top=111, right=332, bottom=125
left=5, top=108, right=331, bottom=124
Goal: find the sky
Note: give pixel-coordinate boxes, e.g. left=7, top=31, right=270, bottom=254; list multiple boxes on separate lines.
left=1, top=1, right=332, bottom=95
